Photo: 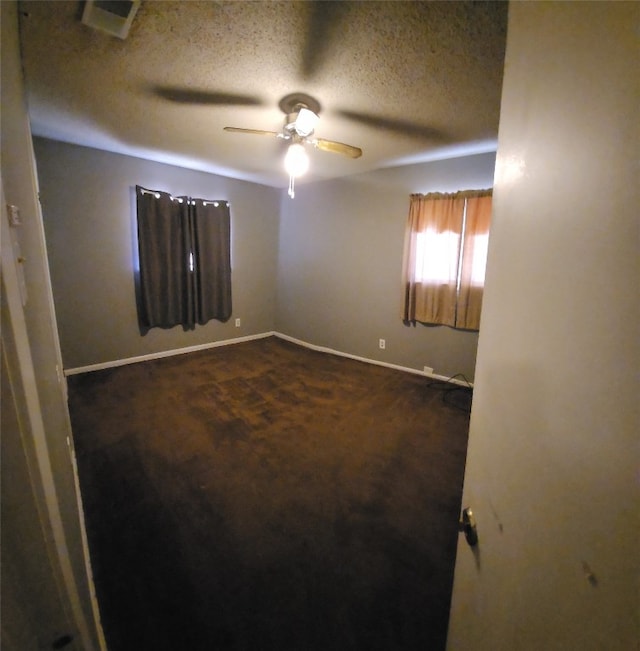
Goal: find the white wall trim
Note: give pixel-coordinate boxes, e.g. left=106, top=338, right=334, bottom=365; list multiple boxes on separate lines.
left=1, top=183, right=100, bottom=650
left=64, top=332, right=275, bottom=376
left=274, top=333, right=473, bottom=387
left=65, top=331, right=472, bottom=387
left=67, top=438, right=107, bottom=650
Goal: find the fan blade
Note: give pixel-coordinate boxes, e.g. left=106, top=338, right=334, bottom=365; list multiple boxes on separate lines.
left=301, top=1, right=352, bottom=79
left=338, top=109, right=449, bottom=142
left=310, top=138, right=362, bottom=159
left=150, top=85, right=263, bottom=107
left=224, top=127, right=282, bottom=137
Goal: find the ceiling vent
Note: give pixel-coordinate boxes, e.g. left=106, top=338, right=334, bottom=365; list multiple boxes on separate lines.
left=82, top=1, right=140, bottom=39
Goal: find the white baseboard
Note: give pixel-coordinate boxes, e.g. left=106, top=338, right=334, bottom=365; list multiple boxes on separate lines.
left=63, top=332, right=275, bottom=376
left=64, top=331, right=473, bottom=387
left=274, top=333, right=473, bottom=387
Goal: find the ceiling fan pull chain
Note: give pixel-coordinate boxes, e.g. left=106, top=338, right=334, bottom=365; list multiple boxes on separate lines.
left=288, top=173, right=295, bottom=199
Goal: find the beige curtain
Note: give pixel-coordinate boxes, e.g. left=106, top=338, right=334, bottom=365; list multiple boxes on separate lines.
left=456, top=192, right=493, bottom=329
left=402, top=192, right=465, bottom=326
left=401, top=189, right=492, bottom=331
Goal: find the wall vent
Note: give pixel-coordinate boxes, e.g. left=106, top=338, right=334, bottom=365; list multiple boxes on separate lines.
left=81, top=0, right=140, bottom=39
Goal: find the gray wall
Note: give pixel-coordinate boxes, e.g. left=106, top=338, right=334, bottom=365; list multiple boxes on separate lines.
left=276, top=153, right=496, bottom=380
left=34, top=138, right=281, bottom=369
left=35, top=138, right=495, bottom=379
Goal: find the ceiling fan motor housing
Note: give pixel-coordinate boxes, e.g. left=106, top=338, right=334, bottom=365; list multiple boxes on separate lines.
left=284, top=109, right=303, bottom=130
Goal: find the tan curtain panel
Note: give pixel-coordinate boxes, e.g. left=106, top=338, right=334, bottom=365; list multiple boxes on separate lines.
left=401, top=189, right=492, bottom=331
left=456, top=192, right=492, bottom=329
left=402, top=192, right=465, bottom=326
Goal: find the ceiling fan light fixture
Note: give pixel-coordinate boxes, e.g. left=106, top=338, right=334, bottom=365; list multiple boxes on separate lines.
left=284, top=143, right=309, bottom=177
left=284, top=143, right=310, bottom=199
left=223, top=93, right=361, bottom=198
left=294, top=107, right=319, bottom=137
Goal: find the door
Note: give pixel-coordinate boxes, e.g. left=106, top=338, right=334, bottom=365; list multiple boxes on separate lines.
left=0, top=337, right=86, bottom=650
left=447, top=3, right=639, bottom=650
left=1, top=196, right=78, bottom=648
left=2, top=2, right=104, bottom=647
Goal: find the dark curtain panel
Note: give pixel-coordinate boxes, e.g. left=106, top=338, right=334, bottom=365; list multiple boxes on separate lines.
left=136, top=187, right=192, bottom=328
left=191, top=199, right=232, bottom=324
left=136, top=187, right=232, bottom=330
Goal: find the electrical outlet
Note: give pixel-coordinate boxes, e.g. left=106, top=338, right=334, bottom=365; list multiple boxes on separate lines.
left=235, top=318, right=241, bottom=327
left=379, top=338, right=386, bottom=350
left=423, top=366, right=434, bottom=375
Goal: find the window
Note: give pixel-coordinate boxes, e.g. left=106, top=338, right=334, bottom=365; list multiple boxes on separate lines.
left=401, top=190, right=492, bottom=331
left=136, top=186, right=232, bottom=330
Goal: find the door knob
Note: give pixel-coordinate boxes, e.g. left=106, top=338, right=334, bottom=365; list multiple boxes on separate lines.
left=459, top=507, right=478, bottom=546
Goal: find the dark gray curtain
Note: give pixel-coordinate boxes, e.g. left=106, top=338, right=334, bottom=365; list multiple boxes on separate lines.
left=136, top=186, right=232, bottom=330
left=190, top=198, right=232, bottom=325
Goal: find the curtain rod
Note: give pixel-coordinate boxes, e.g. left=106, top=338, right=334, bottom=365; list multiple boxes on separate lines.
left=137, top=186, right=229, bottom=207
left=138, top=187, right=161, bottom=198
left=411, top=188, right=492, bottom=201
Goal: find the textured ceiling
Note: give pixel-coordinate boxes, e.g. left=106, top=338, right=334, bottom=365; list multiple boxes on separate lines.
left=18, top=1, right=508, bottom=188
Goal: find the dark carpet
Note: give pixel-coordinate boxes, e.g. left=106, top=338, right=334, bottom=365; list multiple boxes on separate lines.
left=67, top=336, right=471, bottom=651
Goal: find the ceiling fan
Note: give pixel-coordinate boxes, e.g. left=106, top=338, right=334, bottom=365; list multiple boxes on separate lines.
left=223, top=93, right=362, bottom=197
